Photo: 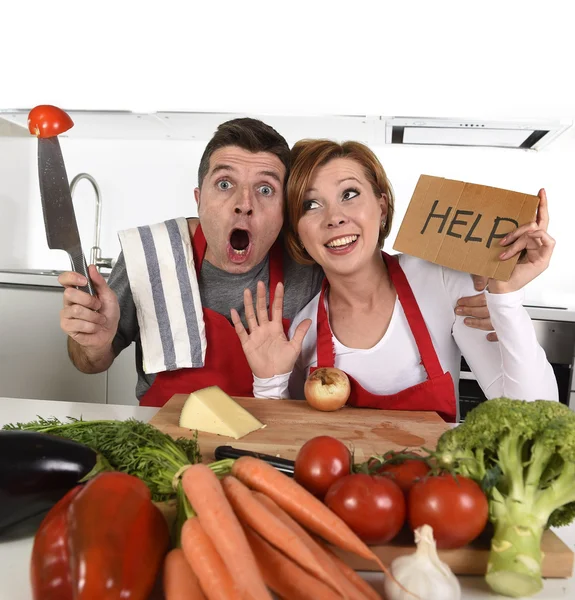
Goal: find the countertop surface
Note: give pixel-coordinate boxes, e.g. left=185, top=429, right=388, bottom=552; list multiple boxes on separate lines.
left=523, top=305, right=575, bottom=323
left=0, top=397, right=574, bottom=600
left=0, top=269, right=110, bottom=288
left=0, top=269, right=63, bottom=288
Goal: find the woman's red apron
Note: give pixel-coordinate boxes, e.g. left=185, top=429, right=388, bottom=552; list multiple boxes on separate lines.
left=311, top=253, right=457, bottom=422
left=141, top=224, right=289, bottom=407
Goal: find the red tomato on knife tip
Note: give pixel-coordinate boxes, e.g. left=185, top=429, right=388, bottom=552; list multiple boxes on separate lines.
left=28, top=105, right=74, bottom=138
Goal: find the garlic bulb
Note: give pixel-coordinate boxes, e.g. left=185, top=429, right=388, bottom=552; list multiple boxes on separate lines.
left=383, top=525, right=461, bottom=600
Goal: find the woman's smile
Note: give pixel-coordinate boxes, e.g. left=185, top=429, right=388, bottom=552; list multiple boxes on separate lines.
left=324, top=234, right=360, bottom=254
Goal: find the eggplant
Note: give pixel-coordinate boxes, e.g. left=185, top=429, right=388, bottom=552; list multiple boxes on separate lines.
left=0, top=431, right=99, bottom=541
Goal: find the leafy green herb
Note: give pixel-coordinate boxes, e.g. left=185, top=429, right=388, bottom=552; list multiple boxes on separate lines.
left=3, top=417, right=201, bottom=502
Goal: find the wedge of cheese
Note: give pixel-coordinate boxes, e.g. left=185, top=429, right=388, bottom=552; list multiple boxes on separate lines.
left=179, top=386, right=265, bottom=439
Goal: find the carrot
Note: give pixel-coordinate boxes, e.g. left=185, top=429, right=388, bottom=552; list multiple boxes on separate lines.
left=253, top=491, right=372, bottom=600
left=181, top=464, right=271, bottom=600
left=180, top=518, right=240, bottom=600
left=244, top=524, right=342, bottom=600
left=221, top=475, right=342, bottom=596
left=231, top=456, right=390, bottom=574
left=163, top=548, right=207, bottom=600
left=319, top=542, right=383, bottom=600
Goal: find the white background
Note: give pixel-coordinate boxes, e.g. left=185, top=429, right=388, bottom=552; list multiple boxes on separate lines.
left=1, top=0, right=574, bottom=307
left=2, top=1, right=574, bottom=117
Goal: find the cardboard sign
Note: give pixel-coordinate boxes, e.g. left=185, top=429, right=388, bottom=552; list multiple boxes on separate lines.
left=393, top=175, right=539, bottom=281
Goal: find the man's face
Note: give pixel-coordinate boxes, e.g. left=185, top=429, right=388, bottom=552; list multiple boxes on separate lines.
left=195, top=146, right=286, bottom=273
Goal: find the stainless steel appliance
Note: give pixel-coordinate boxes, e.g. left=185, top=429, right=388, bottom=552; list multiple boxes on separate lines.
left=459, top=318, right=575, bottom=419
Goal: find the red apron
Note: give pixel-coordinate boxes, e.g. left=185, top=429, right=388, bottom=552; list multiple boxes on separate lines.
left=311, top=253, right=457, bottom=422
left=141, top=224, right=289, bottom=407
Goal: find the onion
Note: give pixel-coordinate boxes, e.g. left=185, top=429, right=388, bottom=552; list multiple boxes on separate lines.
left=304, top=367, right=351, bottom=412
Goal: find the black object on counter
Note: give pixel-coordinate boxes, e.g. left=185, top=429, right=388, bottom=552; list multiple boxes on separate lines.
left=214, top=446, right=295, bottom=477
left=0, top=431, right=99, bottom=540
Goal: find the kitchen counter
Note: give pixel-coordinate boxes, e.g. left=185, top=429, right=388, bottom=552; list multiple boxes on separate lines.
left=2, top=268, right=575, bottom=323
left=0, top=269, right=64, bottom=288
left=0, top=397, right=574, bottom=599
left=523, top=305, right=575, bottom=323
left=0, top=269, right=110, bottom=288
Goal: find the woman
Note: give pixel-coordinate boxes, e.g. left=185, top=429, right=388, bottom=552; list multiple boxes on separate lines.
left=231, top=140, right=558, bottom=421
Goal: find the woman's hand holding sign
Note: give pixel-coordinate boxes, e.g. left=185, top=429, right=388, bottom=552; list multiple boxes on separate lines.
left=488, top=189, right=555, bottom=294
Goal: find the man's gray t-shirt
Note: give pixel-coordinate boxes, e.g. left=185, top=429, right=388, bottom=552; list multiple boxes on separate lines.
left=108, top=243, right=324, bottom=399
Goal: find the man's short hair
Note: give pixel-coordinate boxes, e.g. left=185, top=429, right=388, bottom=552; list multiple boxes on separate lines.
left=197, top=118, right=291, bottom=189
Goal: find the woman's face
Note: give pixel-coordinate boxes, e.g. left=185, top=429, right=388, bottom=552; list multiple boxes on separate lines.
left=297, top=157, right=387, bottom=276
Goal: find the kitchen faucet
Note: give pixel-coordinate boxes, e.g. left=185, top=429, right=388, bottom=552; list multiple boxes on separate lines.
left=69, top=173, right=114, bottom=271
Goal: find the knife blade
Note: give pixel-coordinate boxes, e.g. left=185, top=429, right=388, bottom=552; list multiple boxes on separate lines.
left=37, top=136, right=94, bottom=295
left=214, top=446, right=295, bottom=477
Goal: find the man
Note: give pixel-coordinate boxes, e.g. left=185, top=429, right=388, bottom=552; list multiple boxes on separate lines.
left=58, top=118, right=494, bottom=406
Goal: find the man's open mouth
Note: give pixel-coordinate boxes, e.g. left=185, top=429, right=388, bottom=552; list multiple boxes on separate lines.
left=227, top=228, right=253, bottom=263
left=230, top=229, right=250, bottom=253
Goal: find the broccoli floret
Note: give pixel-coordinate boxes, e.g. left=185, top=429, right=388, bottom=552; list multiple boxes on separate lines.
left=435, top=398, right=575, bottom=598
left=548, top=501, right=575, bottom=527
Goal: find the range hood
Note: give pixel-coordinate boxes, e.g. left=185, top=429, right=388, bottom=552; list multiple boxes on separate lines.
left=385, top=117, right=572, bottom=150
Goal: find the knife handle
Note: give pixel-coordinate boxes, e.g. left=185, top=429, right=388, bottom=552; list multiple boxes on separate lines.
left=214, top=446, right=295, bottom=477
left=69, top=250, right=95, bottom=296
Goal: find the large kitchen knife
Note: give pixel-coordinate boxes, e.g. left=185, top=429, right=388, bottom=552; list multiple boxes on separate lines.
left=37, top=136, right=94, bottom=295
left=214, top=446, right=295, bottom=477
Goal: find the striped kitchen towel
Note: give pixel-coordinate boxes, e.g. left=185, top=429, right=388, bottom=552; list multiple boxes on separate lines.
left=118, top=217, right=206, bottom=374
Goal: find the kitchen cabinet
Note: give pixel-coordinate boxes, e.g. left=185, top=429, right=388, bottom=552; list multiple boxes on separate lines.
left=0, top=282, right=107, bottom=403
left=0, top=279, right=139, bottom=405
left=106, top=342, right=138, bottom=405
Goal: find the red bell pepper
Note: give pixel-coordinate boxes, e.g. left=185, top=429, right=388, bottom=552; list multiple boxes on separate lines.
left=30, top=472, right=169, bottom=600
left=30, top=485, right=83, bottom=600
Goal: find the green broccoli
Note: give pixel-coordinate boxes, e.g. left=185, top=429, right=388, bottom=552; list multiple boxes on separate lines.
left=435, top=398, right=575, bottom=598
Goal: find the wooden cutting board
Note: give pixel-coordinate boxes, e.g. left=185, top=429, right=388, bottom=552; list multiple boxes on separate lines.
left=332, top=526, right=574, bottom=577
left=149, top=394, right=451, bottom=462
left=150, top=394, right=574, bottom=578
left=153, top=500, right=573, bottom=578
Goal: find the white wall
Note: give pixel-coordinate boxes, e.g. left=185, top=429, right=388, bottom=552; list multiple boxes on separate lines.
left=379, top=136, right=575, bottom=309
left=3, top=2, right=574, bottom=120
left=0, top=137, right=204, bottom=270
left=1, top=127, right=574, bottom=308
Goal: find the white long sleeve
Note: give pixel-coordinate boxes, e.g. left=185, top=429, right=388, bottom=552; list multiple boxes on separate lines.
left=253, top=373, right=291, bottom=399
left=457, top=289, right=558, bottom=401
left=252, top=255, right=558, bottom=409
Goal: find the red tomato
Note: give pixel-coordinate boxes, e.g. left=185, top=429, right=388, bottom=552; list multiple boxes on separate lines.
left=373, top=453, right=431, bottom=494
left=28, top=105, right=74, bottom=138
left=294, top=436, right=351, bottom=500
left=324, top=474, right=406, bottom=544
left=408, top=474, right=488, bottom=549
